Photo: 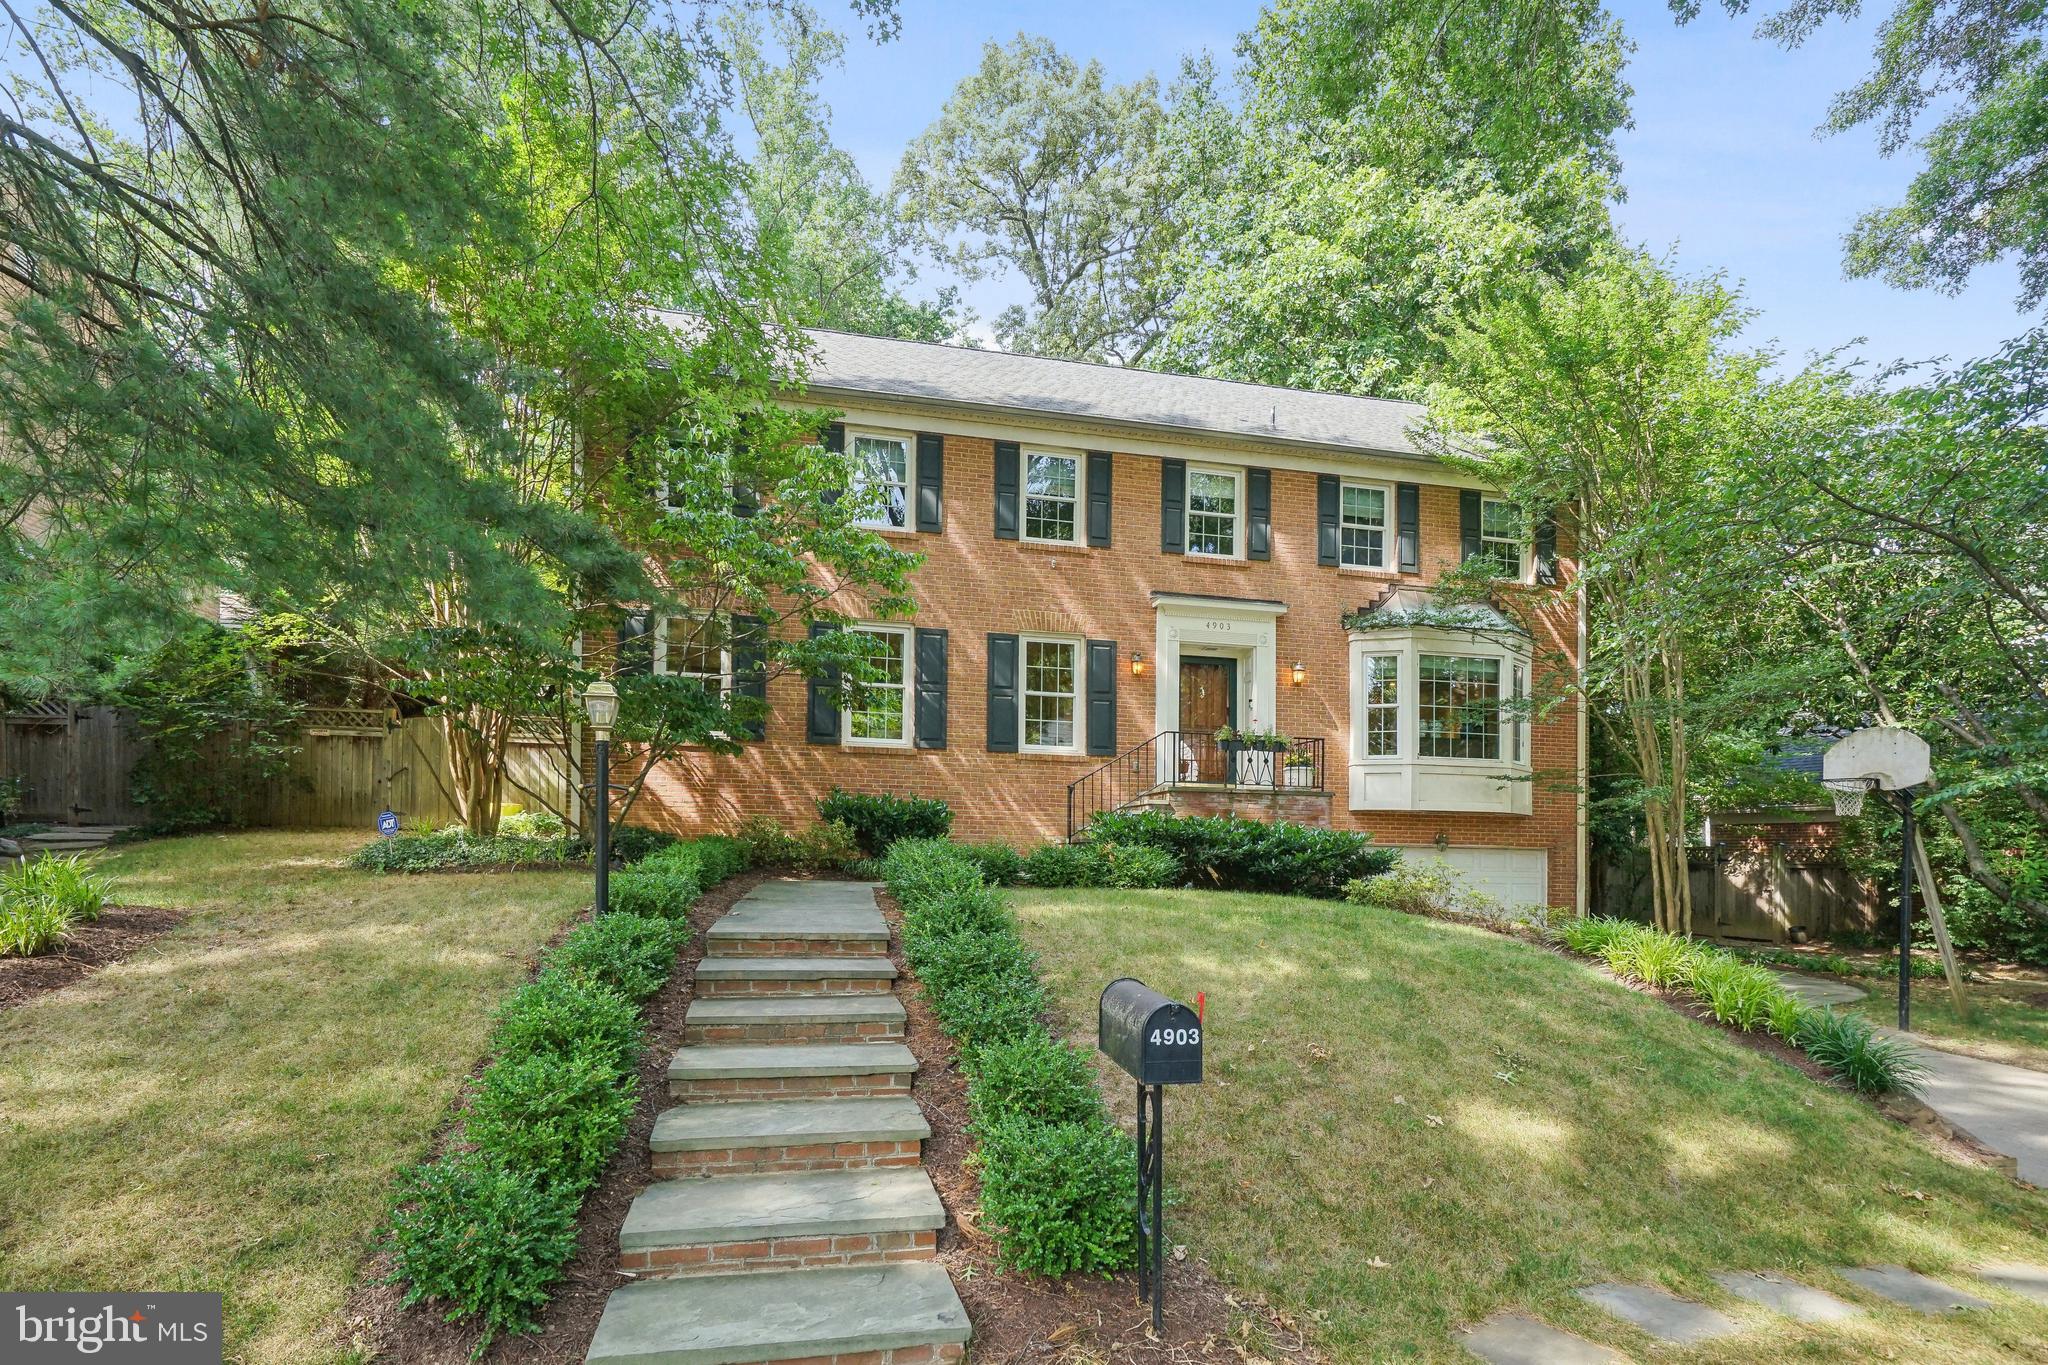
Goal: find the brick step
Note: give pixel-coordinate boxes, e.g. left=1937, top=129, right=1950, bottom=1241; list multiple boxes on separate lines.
left=683, top=995, right=906, bottom=1046
left=617, top=1168, right=944, bottom=1277
left=668, top=1043, right=917, bottom=1103
left=694, top=957, right=896, bottom=999
left=705, top=893, right=889, bottom=959
left=586, top=1263, right=969, bottom=1365
left=652, top=1097, right=929, bottom=1177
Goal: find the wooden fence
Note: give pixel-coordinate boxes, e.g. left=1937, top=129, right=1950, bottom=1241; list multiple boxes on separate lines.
left=1591, top=846, right=1882, bottom=942
left=0, top=705, right=578, bottom=831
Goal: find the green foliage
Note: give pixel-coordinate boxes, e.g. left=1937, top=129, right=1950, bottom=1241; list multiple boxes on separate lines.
left=500, top=810, right=567, bottom=838
left=2, top=853, right=111, bottom=922
left=550, top=915, right=688, bottom=1003
left=902, top=885, right=1014, bottom=947
left=1730, top=944, right=1956, bottom=982
left=972, top=1115, right=1137, bottom=1276
left=1687, top=955, right=1783, bottom=1032
left=491, top=973, right=642, bottom=1073
left=734, top=815, right=804, bottom=867
left=1084, top=811, right=1396, bottom=898
left=881, top=838, right=989, bottom=904
left=383, top=1152, right=581, bottom=1352
left=967, top=1034, right=1106, bottom=1129
left=816, top=788, right=953, bottom=856
left=1020, top=841, right=1178, bottom=890
left=0, top=897, right=74, bottom=958
left=1766, top=991, right=1812, bottom=1042
left=607, top=827, right=682, bottom=866
left=463, top=1052, right=636, bottom=1193
left=347, top=831, right=583, bottom=874
left=1795, top=1009, right=1930, bottom=1095
left=728, top=815, right=862, bottom=871
left=952, top=842, right=1025, bottom=887
left=1343, top=859, right=1549, bottom=929
left=604, top=868, right=699, bottom=920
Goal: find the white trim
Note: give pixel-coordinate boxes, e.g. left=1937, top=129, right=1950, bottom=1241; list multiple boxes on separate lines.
left=1184, top=464, right=1244, bottom=560
left=847, top=428, right=913, bottom=532
left=1151, top=596, right=1282, bottom=781
left=841, top=623, right=913, bottom=748
left=1018, top=634, right=1084, bottom=754
left=1346, top=626, right=1533, bottom=814
left=1479, top=496, right=1529, bottom=582
left=1338, top=479, right=1395, bottom=571
left=1021, top=447, right=1085, bottom=546
left=653, top=614, right=732, bottom=692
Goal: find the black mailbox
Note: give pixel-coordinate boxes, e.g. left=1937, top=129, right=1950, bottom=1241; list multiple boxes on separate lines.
left=1098, top=977, right=1203, bottom=1086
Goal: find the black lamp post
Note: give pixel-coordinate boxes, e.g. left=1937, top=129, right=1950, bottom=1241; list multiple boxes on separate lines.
left=583, top=679, right=619, bottom=915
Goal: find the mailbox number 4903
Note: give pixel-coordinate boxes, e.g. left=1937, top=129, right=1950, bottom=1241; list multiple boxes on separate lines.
left=1149, top=1026, right=1201, bottom=1047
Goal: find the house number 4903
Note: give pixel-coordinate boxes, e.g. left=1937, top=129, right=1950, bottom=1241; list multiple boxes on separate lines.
left=1202, top=620, right=1235, bottom=632
left=1150, top=1026, right=1201, bottom=1047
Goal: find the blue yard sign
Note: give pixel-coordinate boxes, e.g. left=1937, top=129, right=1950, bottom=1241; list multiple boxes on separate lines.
left=376, top=810, right=400, bottom=838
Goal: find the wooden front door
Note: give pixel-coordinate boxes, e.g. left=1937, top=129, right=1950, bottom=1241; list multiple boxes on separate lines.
left=1178, top=656, right=1237, bottom=783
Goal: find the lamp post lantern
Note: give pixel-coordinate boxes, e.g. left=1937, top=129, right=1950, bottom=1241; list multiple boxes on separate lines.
left=583, top=679, right=620, bottom=915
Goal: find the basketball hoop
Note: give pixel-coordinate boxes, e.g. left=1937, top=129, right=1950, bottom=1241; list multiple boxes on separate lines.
left=1824, top=777, right=1874, bottom=818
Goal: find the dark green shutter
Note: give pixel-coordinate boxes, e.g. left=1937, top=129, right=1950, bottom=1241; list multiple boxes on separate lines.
left=1534, top=513, right=1558, bottom=585
left=1247, top=468, right=1271, bottom=560
left=1397, top=483, right=1420, bottom=573
left=1317, top=475, right=1340, bottom=566
left=994, top=441, right=1020, bottom=540
left=805, top=621, right=841, bottom=744
left=1160, top=459, right=1186, bottom=554
left=916, top=433, right=944, bottom=533
left=986, top=633, right=1019, bottom=752
left=1086, top=451, right=1112, bottom=546
left=1085, top=638, right=1117, bottom=756
left=914, top=628, right=948, bottom=750
left=1460, top=489, right=1482, bottom=563
left=732, top=614, right=767, bottom=739
left=615, top=612, right=654, bottom=676
left=822, top=423, right=846, bottom=509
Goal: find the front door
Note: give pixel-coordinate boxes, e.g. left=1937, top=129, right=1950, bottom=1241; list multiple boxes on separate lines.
left=1178, top=656, right=1238, bottom=782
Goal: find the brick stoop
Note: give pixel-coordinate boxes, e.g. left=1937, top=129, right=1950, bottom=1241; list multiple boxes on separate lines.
left=667, top=1043, right=917, bottom=1103
left=617, top=1168, right=944, bottom=1277
left=682, top=996, right=906, bottom=1046
left=694, top=957, right=897, bottom=998
left=650, top=1096, right=929, bottom=1177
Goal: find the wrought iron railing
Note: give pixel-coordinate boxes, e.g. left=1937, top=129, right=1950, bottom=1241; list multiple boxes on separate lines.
left=1066, top=732, right=1328, bottom=841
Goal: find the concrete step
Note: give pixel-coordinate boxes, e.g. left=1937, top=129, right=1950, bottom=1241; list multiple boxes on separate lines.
left=694, top=956, right=896, bottom=999
left=618, top=1167, right=944, bottom=1277
left=587, top=1263, right=969, bottom=1365
left=652, top=1096, right=929, bottom=1177
left=705, top=890, right=889, bottom=959
left=668, top=1042, right=917, bottom=1103
left=683, top=994, right=906, bottom=1046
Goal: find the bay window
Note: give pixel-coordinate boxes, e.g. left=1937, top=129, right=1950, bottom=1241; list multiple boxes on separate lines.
left=1419, top=656, right=1501, bottom=760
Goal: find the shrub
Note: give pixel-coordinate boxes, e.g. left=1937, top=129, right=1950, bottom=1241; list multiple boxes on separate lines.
left=2, top=853, right=112, bottom=921
left=551, top=914, right=687, bottom=1003
left=500, top=809, right=567, bottom=838
left=817, top=788, right=953, bottom=856
left=734, top=815, right=802, bottom=867
left=384, top=1151, right=581, bottom=1350
left=973, top=1115, right=1137, bottom=1276
left=0, top=897, right=74, bottom=957
left=1687, top=955, right=1781, bottom=1032
left=607, top=866, right=699, bottom=919
left=967, top=1034, right=1106, bottom=1129
left=1084, top=810, right=1395, bottom=898
left=882, top=838, right=986, bottom=904
left=902, top=884, right=1013, bottom=947
left=347, top=830, right=583, bottom=874
left=1553, top=915, right=1635, bottom=956
left=1021, top=841, right=1178, bottom=889
left=954, top=841, right=1025, bottom=887
left=607, top=825, right=680, bottom=865
left=1796, top=1010, right=1929, bottom=1094
left=1597, top=923, right=1710, bottom=990
left=492, top=972, right=642, bottom=1072
left=797, top=819, right=864, bottom=870
left=1765, top=991, right=1811, bottom=1042
left=463, top=1051, right=636, bottom=1192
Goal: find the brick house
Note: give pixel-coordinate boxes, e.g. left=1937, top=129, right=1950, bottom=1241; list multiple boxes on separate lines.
left=617, top=327, right=1587, bottom=912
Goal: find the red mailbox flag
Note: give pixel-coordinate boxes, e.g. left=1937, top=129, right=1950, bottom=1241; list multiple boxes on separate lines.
left=1196, top=991, right=1205, bottom=1024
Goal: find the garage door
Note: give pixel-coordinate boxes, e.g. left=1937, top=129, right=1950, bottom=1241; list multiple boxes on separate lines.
left=1394, top=846, right=1550, bottom=910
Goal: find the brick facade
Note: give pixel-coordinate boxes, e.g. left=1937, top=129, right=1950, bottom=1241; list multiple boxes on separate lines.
left=608, top=423, right=1584, bottom=908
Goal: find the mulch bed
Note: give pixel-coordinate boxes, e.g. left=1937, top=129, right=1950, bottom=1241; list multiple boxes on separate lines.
left=0, top=905, right=186, bottom=1011
left=876, top=889, right=1313, bottom=1365
left=340, top=869, right=771, bottom=1364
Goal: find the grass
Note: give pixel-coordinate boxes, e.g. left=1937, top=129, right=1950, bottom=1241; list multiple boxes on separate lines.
left=1842, top=974, right=2048, bottom=1075
left=1012, top=888, right=2048, bottom=1363
left=0, top=831, right=591, bottom=1364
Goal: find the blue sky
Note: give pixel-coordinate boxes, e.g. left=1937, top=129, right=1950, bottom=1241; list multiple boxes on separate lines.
left=814, top=0, right=2034, bottom=375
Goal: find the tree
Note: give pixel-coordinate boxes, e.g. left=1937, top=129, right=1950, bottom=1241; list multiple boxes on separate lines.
left=895, top=34, right=1183, bottom=363
left=1426, top=249, right=1777, bottom=934
left=1155, top=0, right=1631, bottom=397
left=728, top=6, right=959, bottom=340
left=1679, top=1, right=2048, bottom=306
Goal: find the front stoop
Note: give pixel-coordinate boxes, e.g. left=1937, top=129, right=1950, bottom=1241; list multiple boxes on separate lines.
left=618, top=1168, right=945, bottom=1276
left=694, top=957, right=897, bottom=998
left=705, top=900, right=889, bottom=959
left=682, top=995, right=906, bottom=1047
left=588, top=1264, right=969, bottom=1365
left=667, top=1043, right=917, bottom=1103
left=652, top=1096, right=929, bottom=1177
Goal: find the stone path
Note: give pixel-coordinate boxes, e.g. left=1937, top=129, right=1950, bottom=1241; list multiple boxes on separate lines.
left=586, top=879, right=969, bottom=1365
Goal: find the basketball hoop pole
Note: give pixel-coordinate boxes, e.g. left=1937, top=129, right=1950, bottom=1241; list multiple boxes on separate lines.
left=1893, top=788, right=1917, bottom=1031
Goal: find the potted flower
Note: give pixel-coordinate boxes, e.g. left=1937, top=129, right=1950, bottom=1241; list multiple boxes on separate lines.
left=1213, top=724, right=1244, bottom=759
left=1283, top=747, right=1316, bottom=788
left=1242, top=727, right=1291, bottom=752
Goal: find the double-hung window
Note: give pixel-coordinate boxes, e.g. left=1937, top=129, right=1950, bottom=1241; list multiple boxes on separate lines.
left=1418, top=655, right=1502, bottom=760
left=844, top=625, right=911, bottom=745
left=656, top=615, right=730, bottom=693
left=1340, top=482, right=1391, bottom=569
left=1186, top=467, right=1240, bottom=557
left=1021, top=637, right=1081, bottom=751
left=1360, top=654, right=1400, bottom=756
left=850, top=432, right=911, bottom=531
left=1477, top=498, right=1524, bottom=578
left=1023, top=451, right=1081, bottom=544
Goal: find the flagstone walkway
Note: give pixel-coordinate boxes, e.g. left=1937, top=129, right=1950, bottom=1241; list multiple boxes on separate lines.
left=585, top=879, right=969, bottom=1365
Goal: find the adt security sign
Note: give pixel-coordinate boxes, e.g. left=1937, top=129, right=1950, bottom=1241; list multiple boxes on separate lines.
left=376, top=810, right=400, bottom=839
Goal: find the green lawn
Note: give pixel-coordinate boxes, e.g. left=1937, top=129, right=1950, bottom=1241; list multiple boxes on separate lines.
left=1012, top=889, right=2048, bottom=1363
left=1847, top=974, right=2048, bottom=1074
left=0, top=831, right=590, bottom=1364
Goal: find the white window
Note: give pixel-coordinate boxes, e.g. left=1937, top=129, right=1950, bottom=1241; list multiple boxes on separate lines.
left=655, top=615, right=730, bottom=692
left=1186, top=467, right=1240, bottom=557
left=1340, top=482, right=1391, bottom=570
left=1360, top=654, right=1400, bottom=757
left=1511, top=663, right=1527, bottom=763
left=1023, top=451, right=1081, bottom=544
left=850, top=432, right=910, bottom=531
left=1419, top=655, right=1502, bottom=760
left=844, top=625, right=911, bottom=745
left=1021, top=637, right=1081, bottom=751
left=1478, top=498, right=1524, bottom=578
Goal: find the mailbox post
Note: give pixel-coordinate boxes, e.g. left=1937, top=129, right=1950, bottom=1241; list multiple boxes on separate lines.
left=1098, top=977, right=1203, bottom=1334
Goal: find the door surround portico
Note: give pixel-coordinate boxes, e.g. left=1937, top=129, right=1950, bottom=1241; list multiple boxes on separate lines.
left=1149, top=592, right=1286, bottom=743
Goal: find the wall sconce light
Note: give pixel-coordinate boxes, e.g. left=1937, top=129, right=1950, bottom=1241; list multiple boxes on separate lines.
left=1130, top=650, right=1145, bottom=677
left=1290, top=660, right=1306, bottom=686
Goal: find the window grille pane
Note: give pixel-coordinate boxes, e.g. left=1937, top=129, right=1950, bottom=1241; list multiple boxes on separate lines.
left=1361, top=653, right=1400, bottom=757
left=1418, top=655, right=1501, bottom=760
left=852, top=436, right=909, bottom=528
left=1022, top=640, right=1077, bottom=748
left=847, top=629, right=906, bottom=740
